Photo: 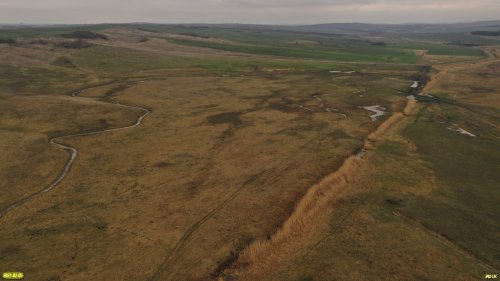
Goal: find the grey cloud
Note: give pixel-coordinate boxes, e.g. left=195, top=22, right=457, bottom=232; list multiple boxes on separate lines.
left=0, top=0, right=498, bottom=24
left=223, top=0, right=374, bottom=7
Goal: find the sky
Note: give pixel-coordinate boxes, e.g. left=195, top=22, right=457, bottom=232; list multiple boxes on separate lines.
left=1, top=0, right=499, bottom=25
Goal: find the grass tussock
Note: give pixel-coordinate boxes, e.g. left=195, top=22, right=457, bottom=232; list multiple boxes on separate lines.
left=367, top=113, right=404, bottom=142
left=403, top=99, right=418, bottom=116
left=239, top=154, right=361, bottom=269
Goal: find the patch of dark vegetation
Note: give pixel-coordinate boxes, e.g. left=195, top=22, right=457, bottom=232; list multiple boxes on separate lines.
left=211, top=251, right=239, bottom=279
left=60, top=30, right=108, bottom=40
left=179, top=32, right=211, bottom=39
left=56, top=39, right=92, bottom=49
left=402, top=195, right=499, bottom=266
left=0, top=64, right=73, bottom=94
left=103, top=84, right=130, bottom=100
left=65, top=198, right=84, bottom=207
left=53, top=56, right=75, bottom=68
left=276, top=122, right=328, bottom=138
left=0, top=38, right=16, bottom=44
left=137, top=27, right=161, bottom=33
left=0, top=245, right=21, bottom=260
left=268, top=96, right=299, bottom=113
left=98, top=118, right=112, bottom=127
left=329, top=129, right=352, bottom=139
left=402, top=111, right=499, bottom=268
left=386, top=197, right=403, bottom=206
left=93, top=221, right=107, bottom=230
left=469, top=85, right=495, bottom=92
left=269, top=102, right=293, bottom=113
left=169, top=153, right=196, bottom=167
left=66, top=79, right=120, bottom=96
left=378, top=140, right=407, bottom=157
left=154, top=161, right=172, bottom=168
left=138, top=37, right=149, bottom=43
left=207, top=111, right=242, bottom=125
left=190, top=108, right=219, bottom=116
left=446, top=42, right=483, bottom=47
left=192, top=103, right=218, bottom=109
left=240, top=92, right=280, bottom=101
left=371, top=41, right=386, bottom=46
left=471, top=30, right=500, bottom=37
left=29, top=39, right=50, bottom=45
left=26, top=226, right=59, bottom=238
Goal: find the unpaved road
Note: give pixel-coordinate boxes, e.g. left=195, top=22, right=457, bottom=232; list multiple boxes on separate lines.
left=0, top=84, right=150, bottom=219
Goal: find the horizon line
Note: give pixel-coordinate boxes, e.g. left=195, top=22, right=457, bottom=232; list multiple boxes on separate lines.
left=1, top=19, right=500, bottom=27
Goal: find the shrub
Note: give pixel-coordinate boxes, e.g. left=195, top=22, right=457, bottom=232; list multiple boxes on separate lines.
left=60, top=30, right=108, bottom=40
left=56, top=39, right=92, bottom=49
left=0, top=38, right=16, bottom=44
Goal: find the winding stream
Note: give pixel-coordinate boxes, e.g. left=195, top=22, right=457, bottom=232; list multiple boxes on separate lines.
left=0, top=85, right=151, bottom=219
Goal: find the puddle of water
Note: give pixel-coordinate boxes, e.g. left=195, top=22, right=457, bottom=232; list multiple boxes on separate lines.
left=356, top=148, right=367, bottom=159
left=329, top=70, right=356, bottom=74
left=447, top=127, right=476, bottom=137
left=297, top=105, right=314, bottom=112
left=363, top=105, right=387, bottom=121
left=411, top=81, right=419, bottom=88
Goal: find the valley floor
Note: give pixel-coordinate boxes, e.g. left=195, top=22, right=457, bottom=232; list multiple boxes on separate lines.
left=0, top=26, right=498, bottom=281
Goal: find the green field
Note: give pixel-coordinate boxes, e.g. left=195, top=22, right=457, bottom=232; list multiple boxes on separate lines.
left=388, top=40, right=485, bottom=56
left=405, top=32, right=500, bottom=46
left=164, top=37, right=418, bottom=63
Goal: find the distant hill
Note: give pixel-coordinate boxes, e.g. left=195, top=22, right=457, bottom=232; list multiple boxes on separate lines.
left=200, top=21, right=500, bottom=35
left=471, top=30, right=500, bottom=36
left=291, top=21, right=500, bottom=34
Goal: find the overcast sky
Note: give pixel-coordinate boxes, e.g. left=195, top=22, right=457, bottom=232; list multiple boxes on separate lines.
left=1, top=0, right=499, bottom=25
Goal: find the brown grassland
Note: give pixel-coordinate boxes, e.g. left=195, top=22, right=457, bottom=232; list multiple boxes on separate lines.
left=221, top=48, right=500, bottom=281
left=0, top=27, right=498, bottom=281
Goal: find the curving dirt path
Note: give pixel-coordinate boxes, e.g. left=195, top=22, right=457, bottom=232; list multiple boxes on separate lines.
left=0, top=84, right=151, bottom=219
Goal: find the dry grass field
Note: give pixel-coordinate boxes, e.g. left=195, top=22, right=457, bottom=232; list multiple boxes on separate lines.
left=0, top=26, right=497, bottom=281
left=220, top=47, right=500, bottom=281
